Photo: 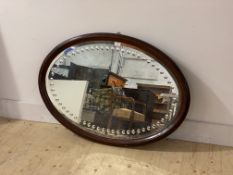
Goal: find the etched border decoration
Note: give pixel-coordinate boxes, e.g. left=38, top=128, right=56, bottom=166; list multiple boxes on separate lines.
left=38, top=33, right=190, bottom=146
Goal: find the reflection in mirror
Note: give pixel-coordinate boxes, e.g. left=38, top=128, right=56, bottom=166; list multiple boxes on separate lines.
left=45, top=41, right=180, bottom=139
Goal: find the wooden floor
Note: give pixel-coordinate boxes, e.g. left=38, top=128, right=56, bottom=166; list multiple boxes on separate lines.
left=0, top=117, right=233, bottom=175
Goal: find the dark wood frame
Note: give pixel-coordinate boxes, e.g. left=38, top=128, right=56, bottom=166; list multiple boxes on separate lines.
left=38, top=33, right=190, bottom=146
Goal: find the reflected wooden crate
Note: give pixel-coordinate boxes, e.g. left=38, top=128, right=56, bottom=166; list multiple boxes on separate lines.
left=112, top=108, right=145, bottom=122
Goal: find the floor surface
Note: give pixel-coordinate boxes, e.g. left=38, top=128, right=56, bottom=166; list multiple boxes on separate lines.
left=0, top=117, right=232, bottom=175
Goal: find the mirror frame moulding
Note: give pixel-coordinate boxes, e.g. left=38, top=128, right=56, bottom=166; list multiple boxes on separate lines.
left=38, top=33, right=190, bottom=146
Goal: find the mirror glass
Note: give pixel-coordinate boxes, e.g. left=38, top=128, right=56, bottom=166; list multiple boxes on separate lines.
left=45, top=40, right=181, bottom=140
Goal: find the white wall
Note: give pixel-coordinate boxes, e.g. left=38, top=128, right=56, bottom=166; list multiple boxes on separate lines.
left=1, top=0, right=233, bottom=146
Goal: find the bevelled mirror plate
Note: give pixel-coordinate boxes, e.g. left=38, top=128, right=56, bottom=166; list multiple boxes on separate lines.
left=39, top=33, right=190, bottom=146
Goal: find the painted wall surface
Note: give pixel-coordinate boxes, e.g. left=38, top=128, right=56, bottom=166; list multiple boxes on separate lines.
left=1, top=0, right=233, bottom=146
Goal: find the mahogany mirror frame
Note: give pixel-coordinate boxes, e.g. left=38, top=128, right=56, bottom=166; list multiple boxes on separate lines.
left=38, top=33, right=190, bottom=146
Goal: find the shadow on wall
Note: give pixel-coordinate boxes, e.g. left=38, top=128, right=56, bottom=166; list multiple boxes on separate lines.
left=178, top=62, right=233, bottom=126
left=0, top=27, right=20, bottom=119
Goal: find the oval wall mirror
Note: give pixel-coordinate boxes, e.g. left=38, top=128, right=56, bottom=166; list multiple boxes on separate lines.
left=39, top=33, right=190, bottom=146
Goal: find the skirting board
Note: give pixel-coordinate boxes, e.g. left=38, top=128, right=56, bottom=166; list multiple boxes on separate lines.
left=0, top=99, right=58, bottom=124
left=0, top=99, right=233, bottom=147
